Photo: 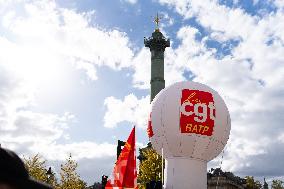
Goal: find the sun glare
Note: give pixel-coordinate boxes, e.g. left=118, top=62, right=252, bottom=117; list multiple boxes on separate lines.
left=2, top=41, right=73, bottom=104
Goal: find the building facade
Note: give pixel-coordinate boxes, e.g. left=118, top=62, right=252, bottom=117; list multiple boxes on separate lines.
left=207, top=168, right=246, bottom=189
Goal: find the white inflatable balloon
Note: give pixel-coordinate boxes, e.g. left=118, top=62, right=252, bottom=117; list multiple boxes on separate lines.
left=148, top=81, right=231, bottom=189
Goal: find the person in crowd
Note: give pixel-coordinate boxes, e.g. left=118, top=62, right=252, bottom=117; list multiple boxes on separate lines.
left=0, top=147, right=52, bottom=189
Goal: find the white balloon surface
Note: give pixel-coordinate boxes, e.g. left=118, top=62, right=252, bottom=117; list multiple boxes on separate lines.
left=149, top=81, right=231, bottom=161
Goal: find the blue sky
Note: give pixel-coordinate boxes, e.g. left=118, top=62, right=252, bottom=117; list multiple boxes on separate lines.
left=0, top=0, right=284, bottom=186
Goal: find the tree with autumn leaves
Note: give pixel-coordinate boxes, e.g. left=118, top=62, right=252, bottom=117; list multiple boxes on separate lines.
left=244, top=176, right=262, bottom=189
left=59, top=154, right=87, bottom=189
left=271, top=180, right=284, bottom=189
left=23, top=149, right=284, bottom=189
left=24, top=154, right=86, bottom=189
left=244, top=176, right=284, bottom=189
left=137, top=143, right=164, bottom=189
left=24, top=154, right=57, bottom=186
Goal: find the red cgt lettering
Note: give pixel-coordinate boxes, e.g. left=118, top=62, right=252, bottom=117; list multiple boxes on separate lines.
left=180, top=89, right=215, bottom=136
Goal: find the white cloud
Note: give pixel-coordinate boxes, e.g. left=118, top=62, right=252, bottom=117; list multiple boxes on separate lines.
left=274, top=0, right=284, bottom=9
left=0, top=59, right=116, bottom=183
left=277, top=133, right=284, bottom=143
left=0, top=64, right=74, bottom=150
left=131, top=48, right=151, bottom=89
left=0, top=0, right=133, bottom=175
left=73, top=59, right=98, bottom=80
left=160, top=12, right=175, bottom=28
left=159, top=0, right=257, bottom=41
left=123, top=0, right=138, bottom=4
left=0, top=0, right=134, bottom=83
left=29, top=142, right=116, bottom=161
left=103, top=94, right=150, bottom=129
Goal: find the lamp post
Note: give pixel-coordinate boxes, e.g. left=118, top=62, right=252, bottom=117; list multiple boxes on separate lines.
left=101, top=175, right=108, bottom=189
left=46, top=167, right=52, bottom=184
left=117, top=140, right=125, bottom=160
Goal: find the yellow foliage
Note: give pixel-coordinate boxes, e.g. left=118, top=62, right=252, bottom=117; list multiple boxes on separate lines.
left=138, top=147, right=163, bottom=188
left=23, top=154, right=57, bottom=186
left=245, top=176, right=262, bottom=189
left=271, top=180, right=284, bottom=189
left=58, top=154, right=87, bottom=189
left=24, top=153, right=86, bottom=189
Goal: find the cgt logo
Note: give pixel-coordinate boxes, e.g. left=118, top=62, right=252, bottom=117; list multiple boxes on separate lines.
left=180, top=89, right=216, bottom=136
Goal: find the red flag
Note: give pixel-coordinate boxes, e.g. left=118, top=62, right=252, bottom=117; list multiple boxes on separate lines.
left=147, top=113, right=154, bottom=138
left=106, top=127, right=137, bottom=189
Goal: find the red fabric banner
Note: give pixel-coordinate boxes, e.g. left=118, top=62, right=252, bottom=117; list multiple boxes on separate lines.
left=106, top=127, right=137, bottom=189
left=147, top=113, right=154, bottom=138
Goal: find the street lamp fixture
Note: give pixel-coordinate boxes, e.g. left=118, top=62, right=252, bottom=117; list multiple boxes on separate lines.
left=46, top=167, right=52, bottom=184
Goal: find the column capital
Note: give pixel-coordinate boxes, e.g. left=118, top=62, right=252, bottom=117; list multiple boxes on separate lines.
left=144, top=30, right=170, bottom=51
